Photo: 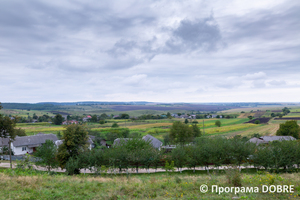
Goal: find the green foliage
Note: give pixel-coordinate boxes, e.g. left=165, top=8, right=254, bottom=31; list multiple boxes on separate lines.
left=225, top=166, right=242, bottom=187
left=254, top=120, right=260, bottom=124
left=111, top=122, right=119, bottom=128
left=169, top=121, right=194, bottom=145
left=164, top=161, right=175, bottom=173
left=276, top=120, right=300, bottom=139
left=65, top=156, right=80, bottom=175
left=282, top=107, right=290, bottom=115
left=57, top=131, right=62, bottom=139
left=14, top=128, right=26, bottom=136
left=124, top=138, right=154, bottom=173
left=215, top=120, right=221, bottom=127
left=99, top=120, right=105, bottom=124
left=16, top=154, right=33, bottom=170
left=90, top=115, right=98, bottom=122
left=35, top=140, right=59, bottom=172
left=184, top=119, right=189, bottom=124
left=54, top=114, right=64, bottom=125
left=191, top=124, right=201, bottom=137
left=166, top=112, right=171, bottom=119
left=248, top=116, right=253, bottom=120
left=171, top=146, right=187, bottom=172
left=57, top=124, right=89, bottom=171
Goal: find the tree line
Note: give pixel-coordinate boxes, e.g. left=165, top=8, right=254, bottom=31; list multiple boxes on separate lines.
left=34, top=124, right=300, bottom=175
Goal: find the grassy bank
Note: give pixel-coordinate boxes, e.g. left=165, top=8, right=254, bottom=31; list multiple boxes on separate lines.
left=0, top=169, right=299, bottom=199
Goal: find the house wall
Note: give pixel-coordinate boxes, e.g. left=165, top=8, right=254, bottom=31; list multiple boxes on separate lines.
left=11, top=143, right=33, bottom=155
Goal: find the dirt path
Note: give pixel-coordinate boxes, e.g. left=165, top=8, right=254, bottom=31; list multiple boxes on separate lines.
left=0, top=162, right=254, bottom=174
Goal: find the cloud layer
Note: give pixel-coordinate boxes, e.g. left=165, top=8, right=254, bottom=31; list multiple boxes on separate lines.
left=0, top=0, right=299, bottom=102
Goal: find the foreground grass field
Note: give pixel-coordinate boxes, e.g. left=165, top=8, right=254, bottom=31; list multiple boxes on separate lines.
left=0, top=169, right=299, bottom=200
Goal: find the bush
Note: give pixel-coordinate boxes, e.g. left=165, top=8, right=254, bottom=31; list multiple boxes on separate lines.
left=225, top=166, right=242, bottom=187
left=215, top=120, right=221, bottom=127
left=254, top=120, right=260, bottom=124
left=111, top=122, right=119, bottom=128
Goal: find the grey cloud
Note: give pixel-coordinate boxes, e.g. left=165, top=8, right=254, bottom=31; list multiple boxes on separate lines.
left=107, top=16, right=224, bottom=67
left=165, top=17, right=223, bottom=53
left=229, top=6, right=300, bottom=41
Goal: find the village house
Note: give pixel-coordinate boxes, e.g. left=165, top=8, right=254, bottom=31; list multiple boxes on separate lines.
left=0, top=138, right=9, bottom=152
left=62, top=120, right=78, bottom=125
left=249, top=136, right=296, bottom=145
left=11, top=133, right=58, bottom=155
left=55, top=135, right=94, bottom=150
left=113, top=134, right=163, bottom=150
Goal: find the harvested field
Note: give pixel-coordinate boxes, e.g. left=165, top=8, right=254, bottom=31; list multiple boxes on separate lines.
left=245, top=118, right=271, bottom=124
left=253, top=111, right=266, bottom=117
left=274, top=117, right=300, bottom=120
left=238, top=112, right=255, bottom=118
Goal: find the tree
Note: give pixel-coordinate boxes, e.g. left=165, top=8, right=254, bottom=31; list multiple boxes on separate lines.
left=56, top=124, right=90, bottom=173
left=90, top=115, right=98, bottom=122
left=276, top=120, right=300, bottom=139
left=248, top=116, right=253, bottom=120
left=191, top=124, right=201, bottom=138
left=111, top=122, right=119, bottom=128
left=271, top=113, right=275, bottom=118
left=120, top=113, right=129, bottom=119
left=215, top=120, right=221, bottom=127
left=171, top=146, right=187, bottom=173
left=54, top=114, right=64, bottom=125
left=184, top=119, right=189, bottom=124
left=163, top=134, right=171, bottom=145
left=254, top=120, right=260, bottom=124
left=14, top=128, right=26, bottom=136
left=125, top=138, right=153, bottom=173
left=35, top=140, right=59, bottom=172
left=99, top=120, right=105, bottom=124
left=0, top=115, right=17, bottom=168
left=282, top=107, right=290, bottom=115
left=169, top=121, right=194, bottom=145
left=166, top=112, right=172, bottom=119
left=33, top=113, right=38, bottom=119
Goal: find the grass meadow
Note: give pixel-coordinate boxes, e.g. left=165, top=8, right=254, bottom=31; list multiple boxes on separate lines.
left=0, top=168, right=299, bottom=200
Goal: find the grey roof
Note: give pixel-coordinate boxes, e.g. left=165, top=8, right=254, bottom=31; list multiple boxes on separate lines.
left=113, top=138, right=131, bottom=146
left=259, top=136, right=296, bottom=142
left=142, top=134, right=163, bottom=149
left=113, top=135, right=162, bottom=149
left=0, top=138, right=9, bottom=147
left=249, top=137, right=268, bottom=145
left=12, top=133, right=58, bottom=147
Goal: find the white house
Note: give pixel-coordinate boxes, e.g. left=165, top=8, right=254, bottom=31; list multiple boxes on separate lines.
left=11, top=133, right=58, bottom=155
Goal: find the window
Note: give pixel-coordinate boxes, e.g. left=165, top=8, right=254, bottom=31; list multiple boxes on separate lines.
left=22, top=147, right=27, bottom=151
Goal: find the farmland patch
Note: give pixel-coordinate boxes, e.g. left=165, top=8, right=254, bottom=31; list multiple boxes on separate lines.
left=245, top=118, right=271, bottom=124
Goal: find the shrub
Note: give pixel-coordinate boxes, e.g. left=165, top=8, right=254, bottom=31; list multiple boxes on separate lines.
left=254, top=120, right=260, bottom=124
left=215, top=120, right=221, bottom=127
left=225, top=166, right=242, bottom=187
left=111, top=122, right=119, bottom=128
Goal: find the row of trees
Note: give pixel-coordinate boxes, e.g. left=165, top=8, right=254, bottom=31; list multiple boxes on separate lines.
left=35, top=133, right=300, bottom=175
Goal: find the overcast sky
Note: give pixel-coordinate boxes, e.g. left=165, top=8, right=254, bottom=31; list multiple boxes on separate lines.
left=0, top=0, right=299, bottom=103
